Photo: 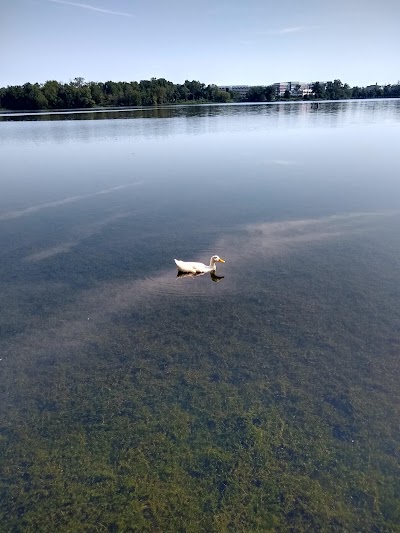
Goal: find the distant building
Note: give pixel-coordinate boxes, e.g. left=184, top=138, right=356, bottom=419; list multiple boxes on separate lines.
left=365, top=84, right=382, bottom=92
left=273, top=82, right=303, bottom=96
left=300, top=83, right=313, bottom=96
left=273, top=81, right=313, bottom=96
left=218, top=82, right=314, bottom=99
left=218, top=85, right=250, bottom=98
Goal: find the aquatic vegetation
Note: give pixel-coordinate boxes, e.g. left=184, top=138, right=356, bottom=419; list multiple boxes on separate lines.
left=1, top=226, right=400, bottom=532
left=1, top=102, right=400, bottom=531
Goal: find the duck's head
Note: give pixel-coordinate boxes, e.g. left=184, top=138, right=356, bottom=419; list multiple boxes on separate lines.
left=210, top=255, right=225, bottom=265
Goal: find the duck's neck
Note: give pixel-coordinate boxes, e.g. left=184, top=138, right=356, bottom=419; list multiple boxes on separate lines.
left=209, top=258, right=217, bottom=271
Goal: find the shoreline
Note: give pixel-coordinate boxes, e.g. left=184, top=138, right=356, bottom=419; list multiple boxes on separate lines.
left=1, top=97, right=399, bottom=118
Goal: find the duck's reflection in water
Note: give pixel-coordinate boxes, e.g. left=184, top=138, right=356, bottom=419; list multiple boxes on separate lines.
left=177, top=271, right=224, bottom=283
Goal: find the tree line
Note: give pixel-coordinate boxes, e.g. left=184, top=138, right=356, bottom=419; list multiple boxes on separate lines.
left=310, top=80, right=400, bottom=100
left=0, top=78, right=231, bottom=111
left=0, top=77, right=399, bottom=111
left=243, top=80, right=400, bottom=102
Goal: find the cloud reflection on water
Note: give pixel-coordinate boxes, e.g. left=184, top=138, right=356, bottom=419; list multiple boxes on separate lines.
left=218, top=212, right=387, bottom=261
left=24, top=211, right=133, bottom=262
left=0, top=183, right=142, bottom=221
left=2, top=210, right=397, bottom=364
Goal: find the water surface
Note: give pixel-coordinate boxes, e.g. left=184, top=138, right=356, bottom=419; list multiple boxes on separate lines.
left=1, top=101, right=399, bottom=531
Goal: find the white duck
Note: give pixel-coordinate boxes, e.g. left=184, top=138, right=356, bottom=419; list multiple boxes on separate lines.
left=174, top=255, right=225, bottom=274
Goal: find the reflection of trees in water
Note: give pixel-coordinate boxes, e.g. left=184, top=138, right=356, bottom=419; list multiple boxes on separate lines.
left=2, top=100, right=400, bottom=147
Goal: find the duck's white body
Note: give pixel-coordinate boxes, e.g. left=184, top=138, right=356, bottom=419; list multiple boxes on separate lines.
left=174, top=255, right=225, bottom=274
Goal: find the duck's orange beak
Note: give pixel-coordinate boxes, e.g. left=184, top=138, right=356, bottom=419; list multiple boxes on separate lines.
left=218, top=258, right=225, bottom=263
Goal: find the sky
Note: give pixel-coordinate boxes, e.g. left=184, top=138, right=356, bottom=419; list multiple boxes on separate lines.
left=1, top=0, right=399, bottom=87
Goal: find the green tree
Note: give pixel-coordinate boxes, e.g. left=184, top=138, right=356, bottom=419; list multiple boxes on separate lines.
left=89, top=82, right=105, bottom=106
left=19, top=83, right=49, bottom=109
left=247, top=86, right=267, bottom=102
left=246, top=86, right=275, bottom=102
left=71, top=77, right=85, bottom=87
left=184, top=80, right=206, bottom=100
left=42, top=80, right=62, bottom=108
left=264, top=86, right=275, bottom=101
left=342, top=83, right=352, bottom=98
left=391, top=83, right=400, bottom=97
left=325, top=79, right=346, bottom=100
left=104, top=81, right=124, bottom=105
left=351, top=86, right=364, bottom=99
left=204, top=85, right=231, bottom=103
left=174, top=84, right=190, bottom=102
left=312, top=82, right=326, bottom=99
left=214, top=89, right=231, bottom=103
left=74, top=86, right=95, bottom=108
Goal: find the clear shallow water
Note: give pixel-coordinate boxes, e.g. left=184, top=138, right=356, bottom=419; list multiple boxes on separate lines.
left=0, top=101, right=399, bottom=531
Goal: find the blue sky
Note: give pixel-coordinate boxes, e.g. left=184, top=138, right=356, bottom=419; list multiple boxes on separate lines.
left=2, top=0, right=399, bottom=87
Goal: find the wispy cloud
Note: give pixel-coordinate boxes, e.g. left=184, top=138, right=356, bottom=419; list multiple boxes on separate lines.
left=274, top=26, right=305, bottom=34
left=47, top=0, right=133, bottom=17
left=268, top=159, right=301, bottom=166
left=238, top=39, right=256, bottom=46
left=257, top=25, right=317, bottom=36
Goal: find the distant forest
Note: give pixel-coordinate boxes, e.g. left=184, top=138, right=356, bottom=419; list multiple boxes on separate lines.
left=1, top=77, right=399, bottom=111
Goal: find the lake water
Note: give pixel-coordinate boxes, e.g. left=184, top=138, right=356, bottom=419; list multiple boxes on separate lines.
left=1, top=101, right=399, bottom=531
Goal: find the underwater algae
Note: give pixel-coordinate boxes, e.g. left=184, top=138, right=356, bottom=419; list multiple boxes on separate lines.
left=1, top=228, right=400, bottom=533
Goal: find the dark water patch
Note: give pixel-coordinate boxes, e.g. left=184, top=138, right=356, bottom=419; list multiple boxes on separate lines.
left=324, top=395, right=354, bottom=417
left=332, top=424, right=357, bottom=442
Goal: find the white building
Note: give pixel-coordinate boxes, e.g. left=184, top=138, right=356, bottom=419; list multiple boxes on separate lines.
left=218, top=85, right=250, bottom=98
left=273, top=82, right=313, bottom=97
